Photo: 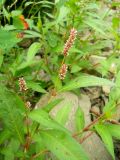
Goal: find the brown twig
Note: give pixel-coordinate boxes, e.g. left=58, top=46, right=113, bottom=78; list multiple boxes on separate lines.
left=72, top=113, right=104, bottom=138
left=106, top=119, right=120, bottom=125
left=79, top=131, right=94, bottom=144
left=23, top=135, right=31, bottom=152
left=90, top=108, right=100, bottom=117
left=74, top=108, right=120, bottom=143
left=90, top=108, right=120, bottom=125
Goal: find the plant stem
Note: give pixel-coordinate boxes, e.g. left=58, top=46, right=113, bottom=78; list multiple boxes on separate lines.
left=73, top=108, right=120, bottom=138
left=30, top=149, right=49, bottom=159
left=79, top=131, right=94, bottom=144
left=72, top=113, right=104, bottom=138
left=90, top=108, right=120, bottom=125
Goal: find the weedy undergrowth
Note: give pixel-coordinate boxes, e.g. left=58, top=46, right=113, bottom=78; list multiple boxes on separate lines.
left=0, top=0, right=120, bottom=160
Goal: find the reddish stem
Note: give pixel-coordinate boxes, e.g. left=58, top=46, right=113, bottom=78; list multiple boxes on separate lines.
left=80, top=131, right=94, bottom=144
left=31, top=149, right=49, bottom=159
left=72, top=114, right=104, bottom=138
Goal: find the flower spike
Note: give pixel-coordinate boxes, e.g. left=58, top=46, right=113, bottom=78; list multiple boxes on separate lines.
left=63, top=28, right=77, bottom=56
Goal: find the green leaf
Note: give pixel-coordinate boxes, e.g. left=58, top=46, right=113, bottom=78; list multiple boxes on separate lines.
left=43, top=98, right=63, bottom=112
left=56, top=6, right=69, bottom=23
left=25, top=1, right=54, bottom=7
left=111, top=2, right=120, bottom=7
left=59, top=74, right=114, bottom=92
left=71, top=64, right=81, bottom=73
left=33, top=135, right=46, bottom=160
left=40, top=130, right=89, bottom=160
left=0, top=84, right=25, bottom=143
left=107, top=124, right=120, bottom=140
left=3, top=6, right=10, bottom=21
left=44, top=11, right=54, bottom=18
left=1, top=138, right=20, bottom=160
left=95, top=124, right=115, bottom=159
left=47, top=32, right=58, bottom=47
left=25, top=2, right=34, bottom=7
left=0, top=0, right=5, bottom=9
left=115, top=71, right=120, bottom=88
left=11, top=10, right=22, bottom=17
left=0, top=53, right=3, bottom=68
left=27, top=42, right=41, bottom=62
left=75, top=107, right=85, bottom=131
left=103, top=71, right=120, bottom=113
left=26, top=81, right=47, bottom=93
left=24, top=30, right=41, bottom=38
left=55, top=103, right=72, bottom=125
left=103, top=100, right=116, bottom=115
left=16, top=60, right=37, bottom=71
left=51, top=75, right=62, bottom=91
left=84, top=18, right=107, bottom=35
left=29, top=109, right=69, bottom=134
left=0, top=29, right=22, bottom=52
left=13, top=16, right=24, bottom=29
left=0, top=129, right=11, bottom=145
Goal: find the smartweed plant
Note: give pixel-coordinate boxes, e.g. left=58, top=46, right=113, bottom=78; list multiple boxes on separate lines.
left=0, top=0, right=120, bottom=160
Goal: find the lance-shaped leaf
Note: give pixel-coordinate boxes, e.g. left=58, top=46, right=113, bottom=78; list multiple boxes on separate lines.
left=75, top=106, right=85, bottom=132
left=27, top=42, right=41, bottom=62
left=0, top=53, right=3, bottom=68
left=107, top=124, right=120, bottom=140
left=40, top=130, right=89, bottom=160
left=26, top=81, right=47, bottom=93
left=0, top=29, right=22, bottom=52
left=0, top=84, right=25, bottom=144
left=55, top=103, right=72, bottom=125
left=29, top=109, right=69, bottom=134
left=43, top=98, right=63, bottom=112
left=95, top=124, right=115, bottom=160
left=59, top=74, right=114, bottom=92
left=0, top=129, right=11, bottom=145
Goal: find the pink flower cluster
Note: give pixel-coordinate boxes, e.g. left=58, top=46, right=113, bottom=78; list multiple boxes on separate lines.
left=63, top=28, right=77, bottom=56
left=59, top=28, right=77, bottom=80
left=18, top=77, right=28, bottom=92
left=59, top=64, right=68, bottom=80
